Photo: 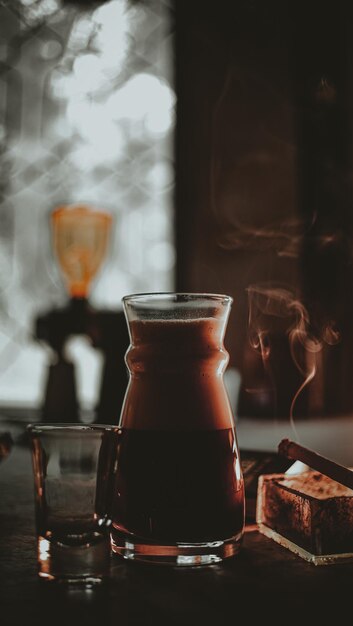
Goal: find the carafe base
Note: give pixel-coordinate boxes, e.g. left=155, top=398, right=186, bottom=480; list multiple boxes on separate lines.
left=110, top=530, right=243, bottom=566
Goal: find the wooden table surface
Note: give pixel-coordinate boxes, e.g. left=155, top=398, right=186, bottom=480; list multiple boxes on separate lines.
left=1, top=428, right=353, bottom=625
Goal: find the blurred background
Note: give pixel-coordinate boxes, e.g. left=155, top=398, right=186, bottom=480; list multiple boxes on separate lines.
left=2, top=0, right=353, bottom=442
left=0, top=0, right=174, bottom=419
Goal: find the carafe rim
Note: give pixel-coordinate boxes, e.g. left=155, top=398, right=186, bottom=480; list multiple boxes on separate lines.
left=122, top=292, right=233, bottom=305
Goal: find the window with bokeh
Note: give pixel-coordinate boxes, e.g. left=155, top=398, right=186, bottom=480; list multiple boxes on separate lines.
left=0, top=0, right=175, bottom=411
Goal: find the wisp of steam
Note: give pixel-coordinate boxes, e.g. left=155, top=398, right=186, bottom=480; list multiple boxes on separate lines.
left=247, top=284, right=340, bottom=436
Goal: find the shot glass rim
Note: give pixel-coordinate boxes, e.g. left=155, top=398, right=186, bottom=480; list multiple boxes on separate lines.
left=27, top=423, right=120, bottom=435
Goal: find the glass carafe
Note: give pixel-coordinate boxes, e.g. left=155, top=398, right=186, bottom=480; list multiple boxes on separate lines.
left=111, top=293, right=245, bottom=565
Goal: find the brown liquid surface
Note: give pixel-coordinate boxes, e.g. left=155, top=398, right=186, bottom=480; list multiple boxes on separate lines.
left=111, top=428, right=244, bottom=543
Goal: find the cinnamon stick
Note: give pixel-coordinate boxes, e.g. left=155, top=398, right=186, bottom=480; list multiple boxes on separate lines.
left=278, top=438, right=353, bottom=491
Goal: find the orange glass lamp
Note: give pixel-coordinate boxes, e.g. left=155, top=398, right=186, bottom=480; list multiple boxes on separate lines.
left=35, top=203, right=129, bottom=424
left=52, top=204, right=112, bottom=299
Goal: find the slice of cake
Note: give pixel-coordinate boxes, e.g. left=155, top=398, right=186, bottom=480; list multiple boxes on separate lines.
left=257, top=470, right=353, bottom=562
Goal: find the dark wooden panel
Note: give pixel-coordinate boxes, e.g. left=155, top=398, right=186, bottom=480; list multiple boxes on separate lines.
left=174, top=0, right=353, bottom=418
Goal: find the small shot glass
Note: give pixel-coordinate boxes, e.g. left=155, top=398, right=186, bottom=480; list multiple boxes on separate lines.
left=27, top=423, right=119, bottom=584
